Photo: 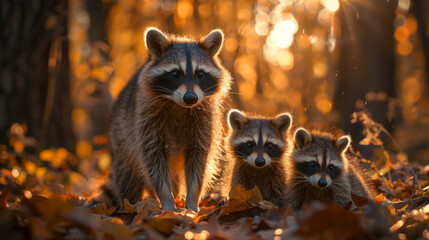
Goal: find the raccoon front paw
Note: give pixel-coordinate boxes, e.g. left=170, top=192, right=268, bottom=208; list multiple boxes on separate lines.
left=185, top=201, right=199, bottom=212
left=162, top=202, right=175, bottom=211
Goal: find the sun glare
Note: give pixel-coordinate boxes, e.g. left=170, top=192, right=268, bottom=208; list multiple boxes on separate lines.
left=321, top=0, right=340, bottom=12
left=270, top=19, right=299, bottom=48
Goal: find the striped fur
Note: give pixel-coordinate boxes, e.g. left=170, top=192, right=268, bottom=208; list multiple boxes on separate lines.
left=102, top=28, right=231, bottom=211
left=286, top=128, right=375, bottom=210
left=223, top=110, right=292, bottom=206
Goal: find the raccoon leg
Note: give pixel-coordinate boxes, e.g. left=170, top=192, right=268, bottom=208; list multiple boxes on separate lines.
left=171, top=174, right=179, bottom=198
left=143, top=144, right=175, bottom=211
left=184, top=147, right=208, bottom=212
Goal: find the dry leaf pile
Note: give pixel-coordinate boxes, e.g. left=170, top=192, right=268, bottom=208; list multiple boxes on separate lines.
left=1, top=115, right=429, bottom=239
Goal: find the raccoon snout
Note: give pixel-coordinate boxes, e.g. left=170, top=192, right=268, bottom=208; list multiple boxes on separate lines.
left=318, top=178, right=328, bottom=188
left=183, top=92, right=198, bottom=105
left=255, top=157, right=266, bottom=167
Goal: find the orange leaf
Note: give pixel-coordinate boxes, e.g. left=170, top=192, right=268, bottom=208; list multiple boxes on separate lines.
left=193, top=205, right=220, bottom=222
left=100, top=219, right=134, bottom=240
left=375, top=193, right=385, bottom=205
left=229, top=184, right=263, bottom=204
left=88, top=203, right=117, bottom=216
left=123, top=199, right=137, bottom=213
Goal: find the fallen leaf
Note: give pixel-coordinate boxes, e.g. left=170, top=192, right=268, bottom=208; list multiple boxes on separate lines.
left=375, top=193, right=386, bottom=205
left=28, top=217, right=52, bottom=239
left=135, top=197, right=162, bottom=215
left=295, top=204, right=368, bottom=239
left=147, top=213, right=185, bottom=237
left=229, top=184, right=263, bottom=204
left=35, top=197, right=72, bottom=225
left=123, top=198, right=137, bottom=213
left=101, top=219, right=134, bottom=240
left=194, top=205, right=220, bottom=222
left=351, top=192, right=370, bottom=208
left=88, top=203, right=116, bottom=216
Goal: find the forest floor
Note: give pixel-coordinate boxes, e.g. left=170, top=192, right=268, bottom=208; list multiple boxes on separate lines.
left=1, top=112, right=429, bottom=239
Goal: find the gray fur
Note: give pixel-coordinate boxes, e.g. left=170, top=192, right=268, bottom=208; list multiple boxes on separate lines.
left=103, top=28, right=231, bottom=211
left=286, top=129, right=375, bottom=210
left=224, top=110, right=292, bottom=207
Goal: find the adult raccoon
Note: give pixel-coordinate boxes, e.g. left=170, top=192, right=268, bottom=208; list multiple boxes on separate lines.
left=103, top=27, right=231, bottom=211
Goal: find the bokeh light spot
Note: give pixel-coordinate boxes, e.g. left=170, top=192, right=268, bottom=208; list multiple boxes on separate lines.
left=177, top=0, right=193, bottom=19
left=397, top=40, right=413, bottom=56
left=322, top=0, right=339, bottom=13
left=278, top=49, right=294, bottom=70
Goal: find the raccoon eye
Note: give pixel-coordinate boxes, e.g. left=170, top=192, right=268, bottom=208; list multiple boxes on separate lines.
left=245, top=141, right=254, bottom=149
left=265, top=143, right=274, bottom=150
left=170, top=70, right=180, bottom=78
left=196, top=70, right=206, bottom=80
left=309, top=162, right=317, bottom=168
left=328, top=164, right=335, bottom=171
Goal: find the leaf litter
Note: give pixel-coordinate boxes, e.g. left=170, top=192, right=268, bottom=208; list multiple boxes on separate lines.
left=1, top=115, right=429, bottom=239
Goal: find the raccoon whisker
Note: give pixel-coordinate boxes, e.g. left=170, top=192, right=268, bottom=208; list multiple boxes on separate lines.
left=151, top=87, right=175, bottom=93
left=152, top=97, right=174, bottom=110
left=204, top=91, right=217, bottom=96
left=203, top=84, right=219, bottom=92
left=233, top=150, right=248, bottom=158
left=151, top=85, right=175, bottom=91
left=149, top=95, right=172, bottom=103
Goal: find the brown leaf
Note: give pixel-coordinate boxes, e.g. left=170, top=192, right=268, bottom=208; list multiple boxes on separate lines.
left=123, top=198, right=137, bottom=213
left=147, top=213, right=185, bottom=237
left=132, top=207, right=149, bottom=224
left=88, top=203, right=117, bottom=216
left=351, top=192, right=370, bottom=208
left=295, top=204, right=368, bottom=239
left=218, top=199, right=266, bottom=224
left=35, top=197, right=72, bottom=225
left=218, top=199, right=254, bottom=217
left=194, top=205, right=220, bottom=222
left=229, top=184, right=263, bottom=204
left=100, top=219, right=134, bottom=240
left=140, top=224, right=167, bottom=240
left=213, top=218, right=260, bottom=240
left=135, top=197, right=162, bottom=215
left=60, top=208, right=102, bottom=237
left=28, top=217, right=52, bottom=238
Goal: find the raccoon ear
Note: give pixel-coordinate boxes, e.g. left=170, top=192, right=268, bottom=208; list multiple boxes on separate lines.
left=202, top=29, right=224, bottom=56
left=336, top=135, right=351, bottom=153
left=272, top=113, right=292, bottom=135
left=294, top=128, right=312, bottom=149
left=144, top=27, right=169, bottom=57
left=227, top=109, right=248, bottom=131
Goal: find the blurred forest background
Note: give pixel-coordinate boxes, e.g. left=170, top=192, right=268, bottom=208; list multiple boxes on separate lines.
left=0, top=0, right=429, bottom=191
left=1, top=1, right=429, bottom=239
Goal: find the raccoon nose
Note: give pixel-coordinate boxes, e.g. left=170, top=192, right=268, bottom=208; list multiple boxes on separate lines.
left=318, top=178, right=328, bottom=188
left=183, top=92, right=198, bottom=105
left=255, top=157, right=266, bottom=167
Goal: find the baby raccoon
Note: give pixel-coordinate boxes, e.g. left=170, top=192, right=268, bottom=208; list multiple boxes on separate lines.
left=102, top=27, right=231, bottom=211
left=286, top=128, right=375, bottom=210
left=225, top=109, right=292, bottom=206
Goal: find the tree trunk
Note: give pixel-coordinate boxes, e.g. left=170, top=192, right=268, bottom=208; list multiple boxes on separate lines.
left=411, top=0, right=429, bottom=86
left=334, top=0, right=397, bottom=142
left=0, top=0, right=75, bottom=152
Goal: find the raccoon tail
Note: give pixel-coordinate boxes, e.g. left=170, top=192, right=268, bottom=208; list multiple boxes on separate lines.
left=92, top=177, right=122, bottom=208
